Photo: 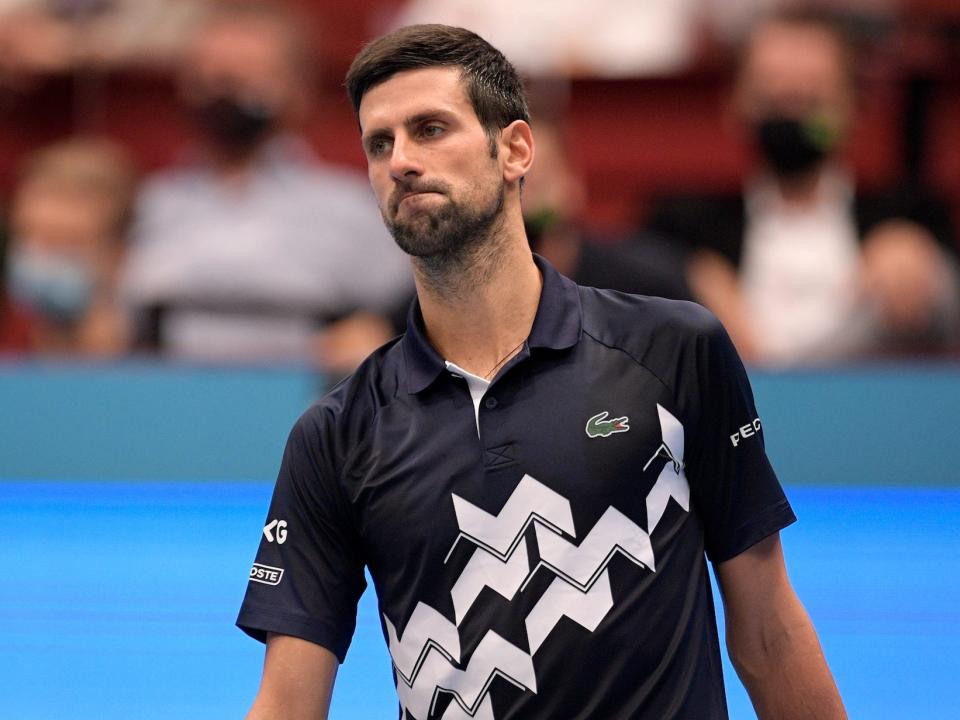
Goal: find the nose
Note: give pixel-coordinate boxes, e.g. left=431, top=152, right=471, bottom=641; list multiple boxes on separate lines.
left=388, top=134, right=423, bottom=183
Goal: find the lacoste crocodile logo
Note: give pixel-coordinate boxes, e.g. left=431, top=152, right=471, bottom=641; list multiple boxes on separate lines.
left=585, top=411, right=630, bottom=438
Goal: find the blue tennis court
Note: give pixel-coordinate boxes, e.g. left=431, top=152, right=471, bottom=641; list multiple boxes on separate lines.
left=2, top=479, right=957, bottom=719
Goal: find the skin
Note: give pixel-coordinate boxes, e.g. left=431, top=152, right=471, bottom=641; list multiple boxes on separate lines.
left=717, top=534, right=847, bottom=719
left=247, top=65, right=846, bottom=719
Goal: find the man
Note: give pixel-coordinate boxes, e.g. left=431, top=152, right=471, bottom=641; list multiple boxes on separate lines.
left=648, top=10, right=958, bottom=365
left=120, top=1, right=411, bottom=367
left=238, top=24, right=845, bottom=719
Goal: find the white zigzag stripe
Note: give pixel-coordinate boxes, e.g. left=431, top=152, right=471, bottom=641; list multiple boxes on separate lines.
left=451, top=540, right=530, bottom=625
left=526, top=506, right=655, bottom=592
left=441, top=695, right=494, bottom=720
left=525, top=569, right=614, bottom=653
left=393, top=629, right=536, bottom=720
left=646, top=461, right=690, bottom=535
left=644, top=405, right=690, bottom=534
left=446, top=475, right=575, bottom=563
left=385, top=602, right=461, bottom=684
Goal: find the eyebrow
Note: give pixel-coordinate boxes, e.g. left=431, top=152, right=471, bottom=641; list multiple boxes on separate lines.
left=362, top=109, right=455, bottom=144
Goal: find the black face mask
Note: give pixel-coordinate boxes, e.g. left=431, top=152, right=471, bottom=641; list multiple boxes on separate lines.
left=754, top=116, right=838, bottom=178
left=189, top=95, right=277, bottom=156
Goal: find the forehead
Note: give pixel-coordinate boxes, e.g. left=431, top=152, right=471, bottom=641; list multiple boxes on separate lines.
left=358, top=66, right=474, bottom=132
left=188, top=19, right=291, bottom=77
left=743, top=22, right=847, bottom=93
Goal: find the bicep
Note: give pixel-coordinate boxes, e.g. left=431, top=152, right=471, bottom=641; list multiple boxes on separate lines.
left=714, top=532, right=791, bottom=614
left=247, top=634, right=339, bottom=720
left=714, top=532, right=809, bottom=669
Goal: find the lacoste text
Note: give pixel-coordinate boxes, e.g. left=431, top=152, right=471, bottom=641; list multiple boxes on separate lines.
left=249, top=563, right=284, bottom=586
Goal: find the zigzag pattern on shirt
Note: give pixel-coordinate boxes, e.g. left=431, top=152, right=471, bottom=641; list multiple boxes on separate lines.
left=525, top=568, right=614, bottom=653
left=451, top=539, right=531, bottom=625
left=385, top=602, right=461, bottom=685
left=387, top=405, right=691, bottom=719
left=522, top=505, right=655, bottom=593
left=387, top=619, right=536, bottom=720
left=445, top=474, right=574, bottom=563
left=643, top=404, right=691, bottom=534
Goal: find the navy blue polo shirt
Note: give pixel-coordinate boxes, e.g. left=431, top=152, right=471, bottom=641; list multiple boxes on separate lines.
left=237, top=255, right=795, bottom=720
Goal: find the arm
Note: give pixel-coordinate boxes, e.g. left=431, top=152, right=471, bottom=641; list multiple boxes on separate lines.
left=715, top=533, right=846, bottom=720
left=246, top=633, right=339, bottom=720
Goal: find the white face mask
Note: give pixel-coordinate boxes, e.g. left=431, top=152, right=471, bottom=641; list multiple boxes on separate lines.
left=8, top=245, right=96, bottom=325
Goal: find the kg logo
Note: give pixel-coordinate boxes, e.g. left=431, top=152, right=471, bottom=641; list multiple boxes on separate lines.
left=262, top=518, right=288, bottom=544
left=585, top=411, right=630, bottom=438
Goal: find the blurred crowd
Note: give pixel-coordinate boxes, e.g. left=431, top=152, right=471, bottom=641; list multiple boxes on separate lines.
left=0, top=0, right=958, bottom=371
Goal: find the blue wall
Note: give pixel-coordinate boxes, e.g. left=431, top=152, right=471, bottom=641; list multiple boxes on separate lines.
left=1, top=361, right=958, bottom=485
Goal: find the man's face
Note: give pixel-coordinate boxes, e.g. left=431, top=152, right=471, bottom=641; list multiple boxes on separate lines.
left=737, top=21, right=852, bottom=134
left=358, top=66, right=506, bottom=258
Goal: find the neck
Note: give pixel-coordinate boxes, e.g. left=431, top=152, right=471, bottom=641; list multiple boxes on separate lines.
left=415, top=215, right=542, bottom=379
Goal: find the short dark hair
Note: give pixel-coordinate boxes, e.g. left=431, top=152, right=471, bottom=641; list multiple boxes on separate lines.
left=345, top=24, right=530, bottom=142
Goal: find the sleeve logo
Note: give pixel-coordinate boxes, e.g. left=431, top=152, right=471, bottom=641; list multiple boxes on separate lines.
left=730, top=418, right=762, bottom=447
left=249, top=563, right=284, bottom=586
left=262, top=518, right=288, bottom=543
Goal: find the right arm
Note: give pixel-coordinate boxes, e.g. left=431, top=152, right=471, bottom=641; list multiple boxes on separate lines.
left=247, top=633, right=339, bottom=720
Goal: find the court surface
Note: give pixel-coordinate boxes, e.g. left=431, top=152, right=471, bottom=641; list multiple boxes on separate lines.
left=2, top=480, right=957, bottom=719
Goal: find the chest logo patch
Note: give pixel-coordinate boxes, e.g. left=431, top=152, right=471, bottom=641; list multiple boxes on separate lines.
left=585, top=411, right=630, bottom=438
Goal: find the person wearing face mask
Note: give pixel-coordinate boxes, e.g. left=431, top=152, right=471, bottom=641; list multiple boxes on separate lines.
left=648, top=9, right=959, bottom=365
left=119, top=0, right=412, bottom=368
left=3, top=138, right=135, bottom=357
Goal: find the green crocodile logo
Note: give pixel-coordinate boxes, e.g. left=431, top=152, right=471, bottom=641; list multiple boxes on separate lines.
left=585, top=411, right=630, bottom=438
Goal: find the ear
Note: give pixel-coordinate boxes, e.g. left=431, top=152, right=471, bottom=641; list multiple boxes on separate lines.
left=499, top=120, right=535, bottom=184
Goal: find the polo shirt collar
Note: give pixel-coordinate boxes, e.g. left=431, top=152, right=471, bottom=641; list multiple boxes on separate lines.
left=402, top=253, right=583, bottom=394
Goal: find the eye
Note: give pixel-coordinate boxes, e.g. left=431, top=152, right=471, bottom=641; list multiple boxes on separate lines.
left=366, top=136, right=392, bottom=157
left=421, top=124, right=445, bottom=139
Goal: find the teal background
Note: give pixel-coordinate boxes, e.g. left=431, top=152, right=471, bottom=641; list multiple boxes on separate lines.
left=2, top=361, right=958, bottom=485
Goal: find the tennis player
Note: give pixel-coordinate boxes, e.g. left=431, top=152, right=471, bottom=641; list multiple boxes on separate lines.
left=238, top=24, right=846, bottom=719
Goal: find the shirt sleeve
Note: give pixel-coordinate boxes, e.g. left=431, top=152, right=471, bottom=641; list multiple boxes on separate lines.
left=684, top=313, right=796, bottom=563
left=236, top=409, right=367, bottom=663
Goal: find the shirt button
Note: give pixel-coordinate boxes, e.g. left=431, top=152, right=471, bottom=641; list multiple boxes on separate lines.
left=484, top=396, right=498, bottom=409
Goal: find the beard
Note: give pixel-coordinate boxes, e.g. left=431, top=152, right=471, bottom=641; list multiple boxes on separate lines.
left=384, top=177, right=505, bottom=262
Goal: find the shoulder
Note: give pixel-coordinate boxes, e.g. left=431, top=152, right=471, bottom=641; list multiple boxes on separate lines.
left=580, top=285, right=721, bottom=347
left=291, top=337, right=405, bottom=457
left=578, top=286, right=727, bottom=394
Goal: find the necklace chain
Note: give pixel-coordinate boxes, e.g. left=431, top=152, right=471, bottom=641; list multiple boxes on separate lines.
left=482, top=338, right=527, bottom=380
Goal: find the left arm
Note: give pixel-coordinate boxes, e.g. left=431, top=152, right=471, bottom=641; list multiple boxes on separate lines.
left=715, top=532, right=846, bottom=720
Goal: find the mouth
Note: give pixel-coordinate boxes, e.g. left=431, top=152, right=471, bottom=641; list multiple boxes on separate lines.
left=400, top=190, right=440, bottom=203
left=393, top=190, right=443, bottom=214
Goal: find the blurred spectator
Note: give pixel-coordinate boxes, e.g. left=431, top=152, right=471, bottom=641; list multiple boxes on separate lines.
left=0, top=0, right=206, bottom=89
left=524, top=119, right=691, bottom=301
left=0, top=224, right=33, bottom=352
left=4, top=136, right=134, bottom=356
left=649, top=9, right=959, bottom=365
left=120, top=0, right=411, bottom=367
